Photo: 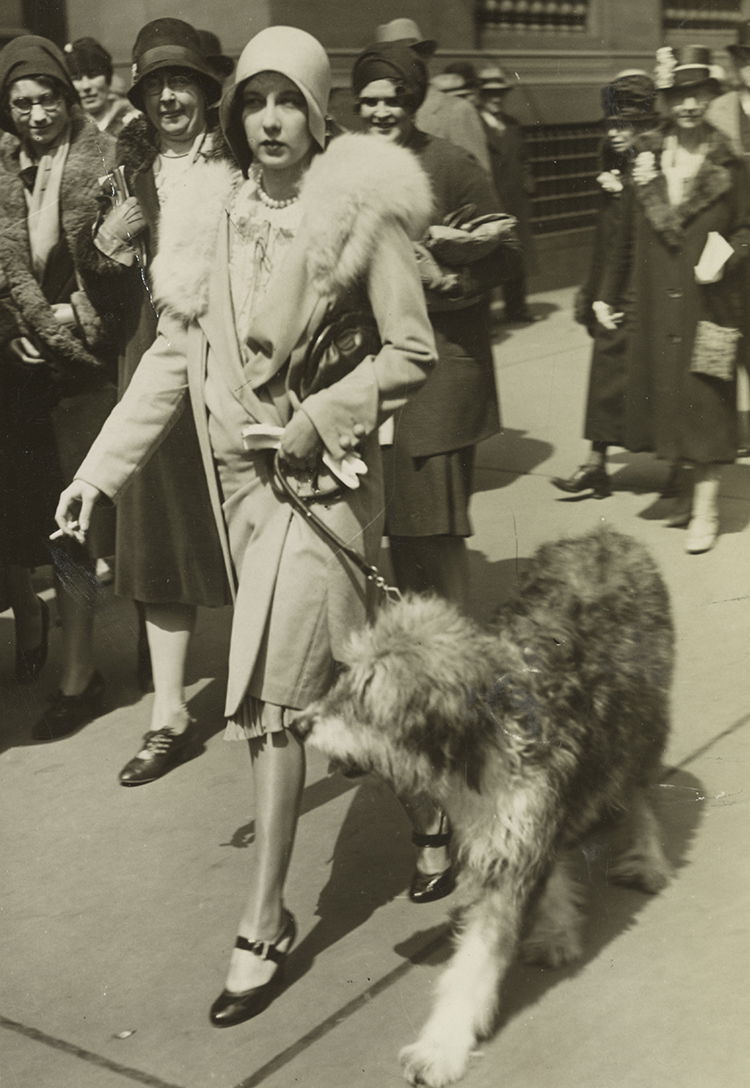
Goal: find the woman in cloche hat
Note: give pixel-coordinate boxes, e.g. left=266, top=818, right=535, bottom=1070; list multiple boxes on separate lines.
left=56, top=25, right=436, bottom=1023
left=595, top=45, right=750, bottom=554
left=553, top=71, right=659, bottom=500
left=81, top=18, right=233, bottom=789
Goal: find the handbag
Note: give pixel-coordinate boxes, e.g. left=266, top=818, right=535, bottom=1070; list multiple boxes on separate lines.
left=297, top=307, right=381, bottom=400
left=689, top=320, right=741, bottom=382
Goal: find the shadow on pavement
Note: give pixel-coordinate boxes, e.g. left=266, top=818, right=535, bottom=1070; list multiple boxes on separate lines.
left=474, top=428, right=555, bottom=491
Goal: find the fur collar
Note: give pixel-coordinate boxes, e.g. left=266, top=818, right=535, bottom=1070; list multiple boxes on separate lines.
left=632, top=123, right=739, bottom=249
left=0, top=112, right=116, bottom=376
left=116, top=112, right=231, bottom=182
left=151, top=132, right=433, bottom=322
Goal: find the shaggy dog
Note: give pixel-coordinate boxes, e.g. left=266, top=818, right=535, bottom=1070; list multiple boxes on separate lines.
left=292, top=527, right=673, bottom=1087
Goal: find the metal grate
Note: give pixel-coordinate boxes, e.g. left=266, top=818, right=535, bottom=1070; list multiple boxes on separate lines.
left=475, top=0, right=590, bottom=34
left=525, top=122, right=601, bottom=234
left=662, top=1, right=743, bottom=31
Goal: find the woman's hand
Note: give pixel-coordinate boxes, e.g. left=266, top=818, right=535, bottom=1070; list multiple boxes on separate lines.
left=280, top=410, right=322, bottom=470
left=54, top=480, right=102, bottom=546
left=592, top=300, right=624, bottom=331
left=101, top=196, right=147, bottom=246
left=9, top=336, right=45, bottom=365
left=51, top=303, right=75, bottom=327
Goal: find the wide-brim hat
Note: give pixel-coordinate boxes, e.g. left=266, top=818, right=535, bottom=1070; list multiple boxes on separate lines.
left=601, top=70, right=659, bottom=121
left=128, top=18, right=223, bottom=109
left=374, top=18, right=437, bottom=58
left=432, top=72, right=471, bottom=95
left=654, top=44, right=723, bottom=94
left=220, top=26, right=331, bottom=175
left=727, top=20, right=750, bottom=58
left=478, top=65, right=512, bottom=92
left=196, top=29, right=234, bottom=80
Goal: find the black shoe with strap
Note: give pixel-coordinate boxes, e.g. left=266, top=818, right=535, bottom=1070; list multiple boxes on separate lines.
left=551, top=464, right=611, bottom=500
left=119, top=719, right=199, bottom=786
left=210, top=910, right=297, bottom=1027
left=410, top=827, right=456, bottom=904
left=32, top=670, right=105, bottom=741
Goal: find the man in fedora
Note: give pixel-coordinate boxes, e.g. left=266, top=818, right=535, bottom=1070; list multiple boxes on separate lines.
left=478, top=65, right=536, bottom=323
left=373, top=18, right=490, bottom=171
left=708, top=25, right=750, bottom=454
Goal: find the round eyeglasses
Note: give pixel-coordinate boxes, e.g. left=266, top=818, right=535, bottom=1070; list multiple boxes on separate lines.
left=10, top=91, right=63, bottom=117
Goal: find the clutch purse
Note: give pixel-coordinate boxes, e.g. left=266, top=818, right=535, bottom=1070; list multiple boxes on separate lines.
left=689, top=320, right=741, bottom=383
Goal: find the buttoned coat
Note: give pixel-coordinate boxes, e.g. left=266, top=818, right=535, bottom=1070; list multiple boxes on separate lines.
left=602, top=124, right=750, bottom=463
left=75, top=134, right=436, bottom=727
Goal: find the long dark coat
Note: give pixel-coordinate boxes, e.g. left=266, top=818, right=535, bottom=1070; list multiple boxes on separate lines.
left=84, top=117, right=229, bottom=606
left=575, top=165, right=631, bottom=445
left=602, top=125, right=750, bottom=464
left=481, top=111, right=535, bottom=265
left=0, top=112, right=118, bottom=562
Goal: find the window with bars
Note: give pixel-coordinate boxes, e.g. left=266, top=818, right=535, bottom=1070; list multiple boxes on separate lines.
left=525, top=122, right=601, bottom=234
left=475, top=1, right=590, bottom=34
left=663, top=1, right=743, bottom=31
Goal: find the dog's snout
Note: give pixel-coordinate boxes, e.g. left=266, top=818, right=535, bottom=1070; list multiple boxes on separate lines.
left=289, top=710, right=315, bottom=742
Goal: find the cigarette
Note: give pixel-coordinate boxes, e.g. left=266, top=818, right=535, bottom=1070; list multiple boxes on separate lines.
left=49, top=522, right=79, bottom=541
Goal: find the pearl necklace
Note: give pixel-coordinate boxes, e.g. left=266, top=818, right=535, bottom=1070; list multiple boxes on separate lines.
left=252, top=165, right=299, bottom=209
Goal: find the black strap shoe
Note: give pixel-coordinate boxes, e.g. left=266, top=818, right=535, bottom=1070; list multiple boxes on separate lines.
left=32, top=670, right=105, bottom=741
left=551, top=464, right=611, bottom=499
left=119, top=717, right=198, bottom=786
left=210, top=910, right=297, bottom=1027
left=409, top=826, right=456, bottom=904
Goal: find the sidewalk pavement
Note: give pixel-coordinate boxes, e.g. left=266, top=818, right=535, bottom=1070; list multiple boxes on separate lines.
left=2, top=287, right=749, bottom=1088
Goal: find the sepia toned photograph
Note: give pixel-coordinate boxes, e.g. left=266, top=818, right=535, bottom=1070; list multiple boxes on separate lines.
left=1, top=2, right=748, bottom=1086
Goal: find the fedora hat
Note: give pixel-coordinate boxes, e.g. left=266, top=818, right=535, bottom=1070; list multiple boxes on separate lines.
left=196, top=29, right=234, bottom=80
left=374, top=18, right=437, bottom=58
left=478, top=65, right=512, bottom=92
left=654, top=44, right=723, bottom=94
left=128, top=18, right=223, bottom=109
left=727, top=20, right=750, bottom=58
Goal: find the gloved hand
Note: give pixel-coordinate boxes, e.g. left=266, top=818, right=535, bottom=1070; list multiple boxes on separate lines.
left=99, top=196, right=147, bottom=247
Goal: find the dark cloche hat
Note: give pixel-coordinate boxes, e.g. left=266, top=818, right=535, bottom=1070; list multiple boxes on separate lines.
left=64, top=37, right=113, bottom=81
left=654, top=44, right=723, bottom=94
left=601, top=70, right=658, bottom=120
left=196, top=29, right=234, bottom=80
left=0, top=34, right=78, bottom=133
left=727, top=20, right=750, bottom=58
left=128, top=18, right=223, bottom=109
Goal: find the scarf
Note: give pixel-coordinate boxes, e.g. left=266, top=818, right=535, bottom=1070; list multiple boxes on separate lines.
left=21, top=134, right=70, bottom=279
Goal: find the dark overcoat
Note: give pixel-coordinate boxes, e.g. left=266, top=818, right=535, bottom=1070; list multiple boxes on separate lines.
left=0, top=112, right=118, bottom=560
left=602, top=125, right=750, bottom=464
left=481, top=111, right=535, bottom=264
left=82, top=117, right=229, bottom=606
left=575, top=164, right=630, bottom=445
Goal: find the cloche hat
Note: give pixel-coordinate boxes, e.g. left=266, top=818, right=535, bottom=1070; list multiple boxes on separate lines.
left=601, top=70, right=658, bottom=121
left=220, top=26, right=331, bottom=174
left=128, top=18, right=223, bottom=109
left=0, top=34, right=78, bottom=133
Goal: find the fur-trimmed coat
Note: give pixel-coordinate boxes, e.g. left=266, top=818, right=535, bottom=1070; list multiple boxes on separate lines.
left=76, top=132, right=436, bottom=723
left=77, top=114, right=233, bottom=607
left=601, top=123, right=750, bottom=463
left=0, top=111, right=118, bottom=389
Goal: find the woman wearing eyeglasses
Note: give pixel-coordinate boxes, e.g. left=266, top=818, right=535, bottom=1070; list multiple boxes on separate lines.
left=81, top=19, right=231, bottom=786
left=0, top=35, right=118, bottom=730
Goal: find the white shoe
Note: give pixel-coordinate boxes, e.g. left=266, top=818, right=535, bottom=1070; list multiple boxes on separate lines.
left=685, top=515, right=718, bottom=554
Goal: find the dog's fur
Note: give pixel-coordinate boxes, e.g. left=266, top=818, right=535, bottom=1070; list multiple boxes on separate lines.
left=293, top=527, right=673, bottom=1087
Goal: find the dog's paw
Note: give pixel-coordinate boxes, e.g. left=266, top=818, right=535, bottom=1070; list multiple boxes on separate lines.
left=609, top=854, right=670, bottom=895
left=400, top=1036, right=470, bottom=1087
left=521, top=927, right=582, bottom=968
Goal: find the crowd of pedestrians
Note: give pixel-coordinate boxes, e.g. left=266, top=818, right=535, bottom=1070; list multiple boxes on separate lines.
left=2, top=9, right=749, bottom=1029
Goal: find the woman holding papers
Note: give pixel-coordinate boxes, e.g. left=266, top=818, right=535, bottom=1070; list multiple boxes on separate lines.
left=56, top=26, right=435, bottom=1022
left=598, top=46, right=750, bottom=553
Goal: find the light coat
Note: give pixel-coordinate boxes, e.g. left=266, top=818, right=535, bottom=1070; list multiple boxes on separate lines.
left=76, top=133, right=436, bottom=724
